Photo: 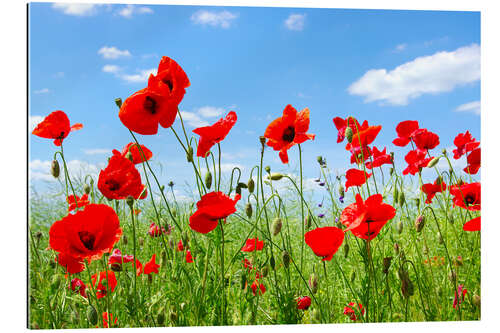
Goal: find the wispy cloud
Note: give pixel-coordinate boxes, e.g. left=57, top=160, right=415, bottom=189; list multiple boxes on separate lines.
left=83, top=148, right=112, bottom=155
left=455, top=101, right=480, bottom=115
left=29, top=159, right=104, bottom=182
left=180, top=111, right=209, bottom=128
left=29, top=115, right=44, bottom=132
left=394, top=43, right=407, bottom=52
left=197, top=106, right=225, bottom=118
left=284, top=14, right=306, bottom=31
left=53, top=72, right=65, bottom=78
left=191, top=10, right=238, bottom=28
left=52, top=3, right=101, bottom=16
left=180, top=106, right=231, bottom=127
left=98, top=46, right=131, bottom=59
left=348, top=44, right=480, bottom=106
left=117, top=4, right=154, bottom=18
left=34, top=88, right=50, bottom=94
left=102, top=65, right=156, bottom=84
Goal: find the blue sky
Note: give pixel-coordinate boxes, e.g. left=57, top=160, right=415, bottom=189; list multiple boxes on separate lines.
left=29, top=3, right=480, bottom=199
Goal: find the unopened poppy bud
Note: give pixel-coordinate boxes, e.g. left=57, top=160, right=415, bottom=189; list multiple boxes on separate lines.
left=383, top=257, right=392, bottom=274
left=427, top=156, right=440, bottom=168
left=345, top=127, right=353, bottom=143
left=186, top=146, right=193, bottom=163
left=160, top=185, right=165, bottom=192
left=126, top=195, right=134, bottom=208
left=269, top=173, right=284, bottom=181
left=35, top=231, right=43, bottom=243
left=125, top=151, right=133, bottom=162
left=350, top=271, right=356, bottom=283
left=317, top=156, right=324, bottom=164
left=439, top=234, right=444, bottom=244
left=448, top=212, right=454, bottom=224
left=245, top=203, right=253, bottom=218
left=394, top=243, right=400, bottom=254
left=240, top=272, right=247, bottom=290
left=415, top=215, right=425, bottom=232
left=282, top=250, right=291, bottom=268
left=398, top=191, right=405, bottom=207
left=171, top=208, right=177, bottom=218
left=110, top=263, right=122, bottom=272
left=169, top=309, right=178, bottom=323
left=343, top=242, right=349, bottom=258
left=448, top=270, right=457, bottom=282
left=157, top=312, right=165, bottom=326
left=393, top=187, right=399, bottom=205
left=272, top=218, right=282, bottom=236
left=122, top=235, right=128, bottom=245
left=83, top=183, right=91, bottom=195
left=86, top=305, right=98, bottom=325
left=238, top=182, right=248, bottom=190
left=312, top=309, right=321, bottom=322
left=442, top=148, right=447, bottom=156
left=401, top=275, right=414, bottom=298
left=138, top=237, right=144, bottom=247
left=338, top=185, right=345, bottom=197
left=396, top=220, right=403, bottom=234
left=435, top=176, right=443, bottom=186
left=472, top=294, right=480, bottom=308
left=236, top=185, right=242, bottom=195
left=304, top=214, right=312, bottom=230
left=414, top=198, right=420, bottom=207
left=115, top=98, right=122, bottom=108
left=259, top=135, right=266, bottom=145
left=205, top=171, right=212, bottom=189
left=247, top=178, right=255, bottom=193
left=264, top=165, right=271, bottom=173
left=51, top=160, right=60, bottom=178
left=456, top=178, right=464, bottom=186
left=262, top=265, right=269, bottom=278
left=309, top=273, right=318, bottom=294
left=270, top=255, right=276, bottom=270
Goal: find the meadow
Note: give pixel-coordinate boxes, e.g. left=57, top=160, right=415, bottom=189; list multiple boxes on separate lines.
left=28, top=56, right=481, bottom=329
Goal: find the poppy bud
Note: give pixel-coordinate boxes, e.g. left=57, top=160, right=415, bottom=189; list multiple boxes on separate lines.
left=122, top=235, right=128, bottom=245
left=312, top=309, right=321, bottom=322
left=160, top=185, right=165, bottom=192
left=245, top=203, right=253, bottom=218
left=126, top=195, right=134, bottom=208
left=86, top=305, right=98, bottom=325
left=125, top=151, right=133, bottom=162
left=269, top=173, right=284, bottom=181
left=247, top=178, right=255, bottom=193
left=427, top=156, right=440, bottom=168
left=82, top=184, right=91, bottom=195
left=401, top=275, right=414, bottom=298
left=383, top=257, right=392, bottom=274
left=51, top=160, right=60, bottom=178
left=350, top=271, right=356, bottom=283
left=456, top=178, right=464, bottom=186
left=439, top=234, right=444, bottom=244
left=415, top=215, right=425, bottom=233
left=472, top=294, right=480, bottom=308
left=138, top=237, right=144, bottom=247
left=448, top=212, right=454, bottom=224
left=304, top=214, right=312, bottom=230
left=238, top=182, right=248, bottom=190
left=345, top=127, right=353, bottom=143
left=110, top=263, right=122, bottom=272
left=338, top=185, right=345, bottom=198
left=262, top=265, right=269, bottom=278
left=414, top=198, right=420, bottom=208
left=240, top=272, right=247, bottom=290
left=186, top=146, right=194, bottom=163
left=394, top=243, right=400, bottom=254
left=157, top=312, right=165, bottom=326
left=167, top=237, right=174, bottom=249
left=272, top=218, right=282, bottom=236
left=396, top=220, right=403, bottom=234
left=205, top=171, right=212, bottom=189
left=343, top=242, right=349, bottom=258
left=282, top=251, right=291, bottom=268
left=259, top=136, right=267, bottom=146
left=442, top=148, right=447, bottom=156
left=317, top=156, right=324, bottom=164
left=35, top=231, right=43, bottom=243
left=115, top=98, right=122, bottom=108
left=393, top=187, right=399, bottom=205
left=398, top=191, right=405, bottom=207
left=265, top=165, right=271, bottom=173
left=169, top=309, right=178, bottom=324
left=309, top=273, right=318, bottom=294
left=448, top=270, right=457, bottom=282
left=270, top=255, right=276, bottom=270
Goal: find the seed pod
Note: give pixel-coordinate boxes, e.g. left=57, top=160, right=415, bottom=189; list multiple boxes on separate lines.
left=304, top=214, right=312, bottom=230
left=312, top=309, right=321, bottom=322
left=240, top=272, right=247, bottom=290
left=35, top=231, right=43, bottom=243
left=205, top=171, right=212, bottom=189
left=309, top=273, right=318, bottom=294
left=401, top=276, right=414, bottom=298
left=394, top=243, right=400, bottom=254
left=125, top=151, right=133, bottom=162
left=472, top=294, right=481, bottom=308
left=316, top=156, right=324, bottom=165
left=115, top=98, right=122, bottom=108
left=345, top=127, right=353, bottom=143
left=157, top=312, right=165, bottom=326
left=427, top=156, right=440, bottom=168
left=247, top=178, right=255, bottom=193
left=169, top=309, right=178, bottom=324
left=270, top=255, right=275, bottom=270
left=383, top=257, right=392, bottom=274
left=51, top=160, right=60, bottom=178
left=350, top=271, right=356, bottom=283
left=186, top=146, right=194, bottom=163
left=398, top=191, right=405, bottom=207
left=414, top=198, right=420, bottom=208
left=393, top=186, right=399, bottom=205
left=396, top=220, right=403, bottom=234
left=343, top=242, right=349, bottom=258
left=122, top=235, right=128, bottom=245
left=160, top=185, right=165, bottom=192
left=338, top=185, right=345, bottom=198
left=171, top=208, right=177, bottom=218
left=264, top=166, right=271, bottom=174
left=236, top=185, right=242, bottom=195
left=448, top=212, right=454, bottom=225
left=262, top=265, right=269, bottom=278
left=269, top=173, right=284, bottom=181
left=282, top=251, right=290, bottom=268
left=415, top=215, right=425, bottom=233
left=259, top=136, right=266, bottom=146
left=83, top=184, right=91, bottom=194
left=245, top=203, right=253, bottom=218
left=86, top=305, right=98, bottom=325
left=126, top=195, right=134, bottom=208
left=110, top=263, right=122, bottom=272
left=272, top=218, right=282, bottom=236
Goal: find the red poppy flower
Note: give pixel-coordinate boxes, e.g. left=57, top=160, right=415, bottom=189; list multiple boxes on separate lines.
left=121, top=142, right=153, bottom=164
left=49, top=204, right=122, bottom=262
left=102, top=312, right=118, bottom=328
left=365, top=147, right=392, bottom=169
left=67, top=194, right=90, bottom=212
left=463, top=216, right=480, bottom=232
left=186, top=249, right=194, bottom=263
left=392, top=120, right=419, bottom=147
left=346, top=123, right=381, bottom=151
left=242, top=258, right=253, bottom=271
left=70, top=278, right=88, bottom=298
left=193, top=111, right=237, bottom=158
left=241, top=238, right=264, bottom=252
left=333, top=116, right=361, bottom=143
left=189, top=192, right=241, bottom=234
left=349, top=145, right=372, bottom=164
left=91, top=270, right=117, bottom=299
left=296, top=296, right=312, bottom=310
left=264, top=105, right=315, bottom=164
left=412, top=128, right=440, bottom=152
left=56, top=252, right=85, bottom=274
left=148, top=222, right=169, bottom=237
left=453, top=284, right=467, bottom=309
left=340, top=194, right=396, bottom=240
left=453, top=131, right=480, bottom=160
left=421, top=179, right=447, bottom=204
left=344, top=302, right=364, bottom=321
left=108, top=249, right=134, bottom=265
left=118, top=57, right=190, bottom=135
left=144, top=254, right=160, bottom=275
left=402, top=149, right=432, bottom=176
left=345, top=168, right=372, bottom=191
left=98, top=150, right=146, bottom=200
left=32, top=110, right=83, bottom=146
left=177, top=240, right=185, bottom=252
left=464, top=148, right=481, bottom=175
left=251, top=280, right=266, bottom=296
left=449, top=182, right=481, bottom=211
left=304, top=226, right=345, bottom=261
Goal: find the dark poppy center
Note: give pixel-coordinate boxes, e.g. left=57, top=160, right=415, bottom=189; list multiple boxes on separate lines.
left=105, top=179, right=121, bottom=191
left=143, top=96, right=158, bottom=115
left=465, top=194, right=475, bottom=205
left=78, top=231, right=95, bottom=250
left=162, top=78, right=173, bottom=92
left=282, top=126, right=295, bottom=142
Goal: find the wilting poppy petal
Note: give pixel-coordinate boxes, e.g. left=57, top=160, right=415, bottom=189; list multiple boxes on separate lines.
left=193, top=111, right=237, bottom=157
left=463, top=216, right=480, bottom=231
left=305, top=227, right=345, bottom=261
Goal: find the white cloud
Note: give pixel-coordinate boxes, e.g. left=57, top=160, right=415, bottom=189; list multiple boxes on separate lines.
left=98, top=46, right=131, bottom=59
left=191, top=10, right=238, bottom=28
left=52, top=3, right=101, bottom=16
left=117, top=5, right=154, bottom=18
left=34, top=88, right=50, bottom=94
left=455, top=100, right=480, bottom=115
left=284, top=14, right=306, bottom=31
left=120, top=68, right=156, bottom=83
left=395, top=43, right=407, bottom=52
left=348, top=44, right=480, bottom=106
left=201, top=163, right=244, bottom=174
left=29, top=115, right=44, bottom=131
left=102, top=64, right=121, bottom=73
left=180, top=111, right=209, bottom=128
left=180, top=106, right=231, bottom=127
left=197, top=106, right=225, bottom=118
left=30, top=160, right=55, bottom=181
left=83, top=148, right=112, bottom=155
left=29, top=159, right=105, bottom=182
